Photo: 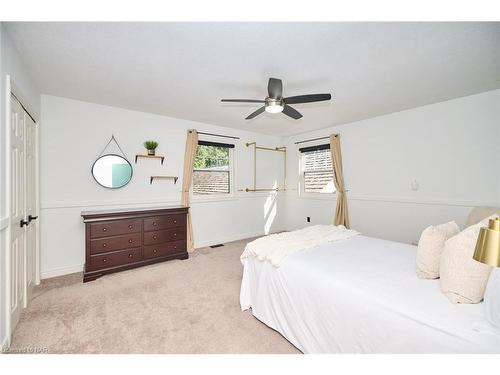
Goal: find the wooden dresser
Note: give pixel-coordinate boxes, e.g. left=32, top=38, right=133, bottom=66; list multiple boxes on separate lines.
left=81, top=206, right=189, bottom=282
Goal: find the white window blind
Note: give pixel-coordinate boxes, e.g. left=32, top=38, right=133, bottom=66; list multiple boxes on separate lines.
left=301, top=145, right=335, bottom=194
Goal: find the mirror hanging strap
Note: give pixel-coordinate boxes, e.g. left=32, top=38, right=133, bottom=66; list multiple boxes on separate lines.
left=97, top=134, right=129, bottom=160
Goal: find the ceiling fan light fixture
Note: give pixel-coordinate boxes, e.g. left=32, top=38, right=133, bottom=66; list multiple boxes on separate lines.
left=221, top=78, right=331, bottom=120
left=265, top=99, right=284, bottom=114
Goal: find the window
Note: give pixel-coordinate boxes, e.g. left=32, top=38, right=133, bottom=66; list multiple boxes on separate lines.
left=300, top=144, right=335, bottom=194
left=193, top=140, right=233, bottom=195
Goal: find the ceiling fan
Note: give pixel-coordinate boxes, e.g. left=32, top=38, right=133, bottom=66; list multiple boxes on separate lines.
left=221, top=78, right=331, bottom=120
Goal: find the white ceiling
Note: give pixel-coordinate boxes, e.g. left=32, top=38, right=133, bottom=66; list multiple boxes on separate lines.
left=5, top=22, right=500, bottom=136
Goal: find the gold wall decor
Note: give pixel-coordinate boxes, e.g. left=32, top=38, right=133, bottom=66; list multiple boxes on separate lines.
left=245, top=142, right=287, bottom=192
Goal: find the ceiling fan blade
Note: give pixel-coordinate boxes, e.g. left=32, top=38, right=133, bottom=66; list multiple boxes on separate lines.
left=267, top=78, right=283, bottom=99
left=284, top=93, right=331, bottom=104
left=282, top=105, right=303, bottom=120
left=221, top=99, right=265, bottom=103
left=245, top=106, right=266, bottom=120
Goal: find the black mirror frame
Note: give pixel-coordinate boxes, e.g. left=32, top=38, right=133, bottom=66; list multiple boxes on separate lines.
left=91, top=153, right=134, bottom=189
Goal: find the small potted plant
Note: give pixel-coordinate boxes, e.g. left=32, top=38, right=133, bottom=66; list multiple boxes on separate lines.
left=144, top=140, right=159, bottom=156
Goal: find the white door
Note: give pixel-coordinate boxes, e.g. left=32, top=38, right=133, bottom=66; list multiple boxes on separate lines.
left=24, top=114, right=38, bottom=305
left=9, top=94, right=26, bottom=330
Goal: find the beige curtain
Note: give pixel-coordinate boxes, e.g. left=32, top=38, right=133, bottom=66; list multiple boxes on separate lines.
left=330, top=134, right=350, bottom=228
left=181, top=129, right=198, bottom=252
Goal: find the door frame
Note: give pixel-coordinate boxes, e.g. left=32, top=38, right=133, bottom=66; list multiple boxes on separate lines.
left=3, top=75, right=40, bottom=348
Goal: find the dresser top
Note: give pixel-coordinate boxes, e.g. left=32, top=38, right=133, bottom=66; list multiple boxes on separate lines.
left=81, top=205, right=189, bottom=220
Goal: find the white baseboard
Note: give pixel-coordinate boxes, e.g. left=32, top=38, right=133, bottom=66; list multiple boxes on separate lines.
left=38, top=231, right=280, bottom=279
left=194, top=229, right=282, bottom=249
left=1, top=333, right=9, bottom=352
left=41, top=264, right=83, bottom=279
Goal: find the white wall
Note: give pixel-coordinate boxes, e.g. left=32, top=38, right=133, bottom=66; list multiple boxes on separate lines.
left=39, top=89, right=500, bottom=279
left=0, top=23, right=41, bottom=348
left=40, top=95, right=286, bottom=278
left=285, top=89, right=500, bottom=243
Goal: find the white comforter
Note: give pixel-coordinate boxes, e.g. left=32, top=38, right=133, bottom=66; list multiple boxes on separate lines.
left=240, top=225, right=360, bottom=267
left=240, top=235, right=500, bottom=353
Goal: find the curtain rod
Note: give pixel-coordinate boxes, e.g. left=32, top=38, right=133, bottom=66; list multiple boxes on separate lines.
left=294, top=136, right=330, bottom=145
left=198, top=131, right=240, bottom=140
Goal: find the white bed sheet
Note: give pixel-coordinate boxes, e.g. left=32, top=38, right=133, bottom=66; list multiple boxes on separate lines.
left=240, top=235, right=500, bottom=353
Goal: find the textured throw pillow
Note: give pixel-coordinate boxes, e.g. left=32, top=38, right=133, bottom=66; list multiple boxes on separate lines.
left=440, top=215, right=498, bottom=304
left=484, top=268, right=500, bottom=330
left=416, top=221, right=460, bottom=279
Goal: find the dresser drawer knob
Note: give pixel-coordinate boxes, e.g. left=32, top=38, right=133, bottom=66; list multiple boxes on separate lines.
left=102, top=258, right=107, bottom=263
left=153, top=235, right=158, bottom=240
left=152, top=221, right=157, bottom=226
left=173, top=245, right=177, bottom=250
left=102, top=243, right=108, bottom=247
left=173, top=233, right=177, bottom=237
left=128, top=239, right=133, bottom=243
left=173, top=220, right=177, bottom=224
left=153, top=249, right=158, bottom=254
left=102, top=228, right=107, bottom=232
left=128, top=225, right=133, bottom=229
left=128, top=254, right=133, bottom=258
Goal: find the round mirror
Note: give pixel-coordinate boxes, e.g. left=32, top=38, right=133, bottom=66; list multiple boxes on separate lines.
left=91, top=154, right=133, bottom=189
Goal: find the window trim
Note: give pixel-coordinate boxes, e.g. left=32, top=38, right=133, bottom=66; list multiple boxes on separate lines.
left=191, top=142, right=235, bottom=201
left=299, top=145, right=336, bottom=197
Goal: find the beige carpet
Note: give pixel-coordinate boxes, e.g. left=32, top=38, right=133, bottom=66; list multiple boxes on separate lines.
left=10, top=238, right=300, bottom=354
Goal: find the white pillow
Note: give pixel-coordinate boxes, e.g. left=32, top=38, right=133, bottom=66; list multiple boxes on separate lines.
left=484, top=268, right=500, bottom=330
left=416, top=221, right=460, bottom=279
left=440, top=215, right=497, bottom=304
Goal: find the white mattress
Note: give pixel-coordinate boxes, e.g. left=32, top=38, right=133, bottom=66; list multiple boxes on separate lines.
left=240, top=235, right=500, bottom=353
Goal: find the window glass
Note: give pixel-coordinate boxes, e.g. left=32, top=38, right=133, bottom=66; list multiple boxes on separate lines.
left=193, top=144, right=231, bottom=195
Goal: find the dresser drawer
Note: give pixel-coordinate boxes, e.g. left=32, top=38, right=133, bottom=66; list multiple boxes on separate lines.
left=90, top=219, right=142, bottom=239
left=90, top=233, right=142, bottom=254
left=143, top=241, right=186, bottom=260
left=143, top=214, right=186, bottom=232
left=88, top=247, right=142, bottom=271
left=143, top=228, right=185, bottom=245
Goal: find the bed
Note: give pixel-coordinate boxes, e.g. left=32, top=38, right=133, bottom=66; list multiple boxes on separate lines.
left=240, top=209, right=500, bottom=353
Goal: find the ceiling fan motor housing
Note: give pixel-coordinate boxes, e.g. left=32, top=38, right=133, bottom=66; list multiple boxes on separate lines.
left=265, top=97, right=284, bottom=113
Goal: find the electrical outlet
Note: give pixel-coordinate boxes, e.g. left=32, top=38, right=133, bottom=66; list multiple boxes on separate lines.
left=307, top=217, right=311, bottom=223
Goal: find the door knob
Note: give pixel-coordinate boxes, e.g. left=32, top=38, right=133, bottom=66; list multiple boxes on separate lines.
left=28, top=215, right=38, bottom=222
left=20, top=219, right=29, bottom=227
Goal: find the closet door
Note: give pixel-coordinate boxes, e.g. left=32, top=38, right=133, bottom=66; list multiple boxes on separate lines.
left=9, top=95, right=26, bottom=330
left=24, top=114, right=38, bottom=304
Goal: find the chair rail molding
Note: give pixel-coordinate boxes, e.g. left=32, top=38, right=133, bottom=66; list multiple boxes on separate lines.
left=293, top=193, right=500, bottom=208
left=41, top=192, right=285, bottom=210
left=41, top=198, right=182, bottom=210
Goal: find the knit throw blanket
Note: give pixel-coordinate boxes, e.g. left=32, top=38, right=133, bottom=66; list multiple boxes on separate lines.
left=241, top=225, right=360, bottom=267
